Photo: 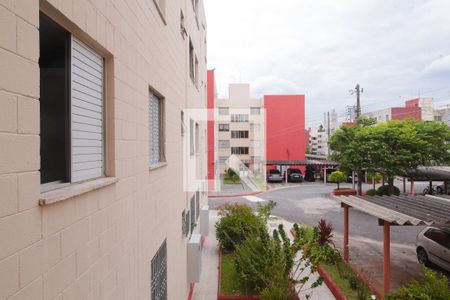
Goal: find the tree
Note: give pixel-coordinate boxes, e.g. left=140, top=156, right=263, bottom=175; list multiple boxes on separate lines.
left=364, top=120, right=450, bottom=193
left=329, top=171, right=346, bottom=190
left=329, top=119, right=450, bottom=195
left=329, top=117, right=376, bottom=195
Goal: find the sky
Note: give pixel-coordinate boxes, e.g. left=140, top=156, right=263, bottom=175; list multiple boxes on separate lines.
left=203, top=0, right=450, bottom=127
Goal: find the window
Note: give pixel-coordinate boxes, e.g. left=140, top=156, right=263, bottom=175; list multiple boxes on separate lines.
left=181, top=111, right=185, bottom=135
left=190, top=119, right=194, bottom=155
left=251, top=156, right=262, bottom=163
left=231, top=147, right=249, bottom=155
left=250, top=107, right=261, bottom=115
left=181, top=210, right=187, bottom=236
left=189, top=39, right=195, bottom=83
left=424, top=228, right=450, bottom=249
left=40, top=13, right=105, bottom=185
left=218, top=156, right=228, bottom=164
left=190, top=195, right=196, bottom=233
left=195, top=190, right=200, bottom=221
left=250, top=123, right=261, bottom=131
left=218, top=107, right=229, bottom=115
left=385, top=114, right=389, bottom=122
left=180, top=10, right=186, bottom=38
left=218, top=140, right=230, bottom=149
left=250, top=140, right=261, bottom=148
left=195, top=123, right=199, bottom=154
left=231, top=131, right=249, bottom=139
left=149, top=89, right=165, bottom=166
left=151, top=240, right=167, bottom=300
left=231, top=114, right=248, bottom=122
left=194, top=56, right=199, bottom=86
left=218, top=124, right=229, bottom=131
left=184, top=211, right=190, bottom=237
left=434, top=116, right=442, bottom=121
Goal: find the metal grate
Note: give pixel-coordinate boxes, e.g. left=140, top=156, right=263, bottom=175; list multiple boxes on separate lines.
left=149, top=91, right=162, bottom=166
left=151, top=240, right=167, bottom=300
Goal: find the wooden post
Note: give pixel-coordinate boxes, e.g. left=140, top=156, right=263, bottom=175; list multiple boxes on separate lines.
left=382, top=175, right=385, bottom=186
left=410, top=178, right=414, bottom=196
left=352, top=171, right=355, bottom=190
left=429, top=180, right=433, bottom=195
left=445, top=180, right=448, bottom=194
left=324, top=167, right=327, bottom=185
left=344, top=204, right=349, bottom=262
left=383, top=221, right=391, bottom=296
left=403, top=177, right=406, bottom=193
left=372, top=177, right=375, bottom=190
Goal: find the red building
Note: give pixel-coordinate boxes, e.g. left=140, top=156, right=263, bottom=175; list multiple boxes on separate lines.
left=264, top=95, right=307, bottom=171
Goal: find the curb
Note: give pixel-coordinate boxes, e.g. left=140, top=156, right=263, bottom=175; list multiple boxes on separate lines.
left=208, top=190, right=263, bottom=198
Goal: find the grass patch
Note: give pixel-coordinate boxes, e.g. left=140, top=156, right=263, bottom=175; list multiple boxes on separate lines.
left=223, top=178, right=241, bottom=184
left=221, top=253, right=255, bottom=295
left=321, top=262, right=372, bottom=300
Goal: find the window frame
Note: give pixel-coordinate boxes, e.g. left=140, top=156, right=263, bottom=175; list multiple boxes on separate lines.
left=149, top=87, right=166, bottom=168
left=218, top=124, right=229, bottom=132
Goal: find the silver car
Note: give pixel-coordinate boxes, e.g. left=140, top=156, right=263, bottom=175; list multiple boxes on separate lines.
left=416, top=226, right=450, bottom=271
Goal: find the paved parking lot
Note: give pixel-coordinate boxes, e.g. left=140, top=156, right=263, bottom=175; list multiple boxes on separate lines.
left=209, top=181, right=449, bottom=293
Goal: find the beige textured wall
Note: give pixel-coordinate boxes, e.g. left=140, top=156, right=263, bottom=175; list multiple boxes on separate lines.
left=0, top=0, right=207, bottom=299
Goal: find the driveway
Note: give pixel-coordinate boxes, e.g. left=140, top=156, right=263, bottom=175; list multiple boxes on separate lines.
left=208, top=181, right=444, bottom=293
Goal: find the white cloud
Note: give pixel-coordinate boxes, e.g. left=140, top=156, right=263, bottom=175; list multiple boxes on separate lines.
left=204, top=0, right=450, bottom=126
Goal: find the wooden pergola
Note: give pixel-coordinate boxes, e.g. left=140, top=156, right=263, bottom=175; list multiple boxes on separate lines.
left=335, top=194, right=450, bottom=297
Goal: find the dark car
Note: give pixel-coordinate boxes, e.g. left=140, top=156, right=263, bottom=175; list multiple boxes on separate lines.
left=347, top=173, right=358, bottom=183
left=285, top=168, right=303, bottom=183
left=267, top=169, right=283, bottom=182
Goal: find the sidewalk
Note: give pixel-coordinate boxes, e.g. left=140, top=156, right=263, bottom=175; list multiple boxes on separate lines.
left=192, top=210, right=219, bottom=300
left=193, top=211, right=335, bottom=300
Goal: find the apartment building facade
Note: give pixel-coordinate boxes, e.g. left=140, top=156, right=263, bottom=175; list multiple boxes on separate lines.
left=214, top=84, right=266, bottom=175
left=308, top=127, right=328, bottom=156
left=433, top=104, right=450, bottom=126
left=363, top=98, right=434, bottom=124
left=0, top=0, right=208, bottom=299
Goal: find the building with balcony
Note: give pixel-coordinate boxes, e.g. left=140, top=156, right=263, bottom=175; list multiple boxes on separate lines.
left=0, top=0, right=208, bottom=299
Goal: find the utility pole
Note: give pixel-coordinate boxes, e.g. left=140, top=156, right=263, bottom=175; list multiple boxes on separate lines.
left=327, top=111, right=330, bottom=157
left=350, top=84, right=363, bottom=118
left=355, top=84, right=362, bottom=118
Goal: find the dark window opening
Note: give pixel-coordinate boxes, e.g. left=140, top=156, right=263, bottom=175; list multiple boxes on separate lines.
left=39, top=13, right=70, bottom=184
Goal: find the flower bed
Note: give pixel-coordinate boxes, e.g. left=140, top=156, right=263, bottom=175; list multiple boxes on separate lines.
left=332, top=188, right=357, bottom=196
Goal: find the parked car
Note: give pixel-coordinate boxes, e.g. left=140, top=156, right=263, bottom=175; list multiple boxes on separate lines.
left=416, top=226, right=450, bottom=271
left=267, top=169, right=283, bottom=183
left=285, top=168, right=303, bottom=183
left=346, top=173, right=358, bottom=183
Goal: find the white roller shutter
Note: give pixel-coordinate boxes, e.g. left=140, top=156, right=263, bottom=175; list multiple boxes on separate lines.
left=71, top=36, right=104, bottom=182
left=149, top=91, right=161, bottom=165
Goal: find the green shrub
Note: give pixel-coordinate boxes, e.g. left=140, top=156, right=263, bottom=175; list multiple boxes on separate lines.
left=377, top=185, right=400, bottom=196
left=365, top=189, right=378, bottom=196
left=329, top=171, right=347, bottom=190
left=367, top=172, right=383, bottom=183
left=215, top=202, right=274, bottom=253
left=387, top=268, right=450, bottom=300
left=234, top=225, right=296, bottom=298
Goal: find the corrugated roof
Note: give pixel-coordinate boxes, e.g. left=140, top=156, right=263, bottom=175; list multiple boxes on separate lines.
left=266, top=159, right=339, bottom=166
left=404, top=166, right=450, bottom=180
left=336, top=194, right=450, bottom=226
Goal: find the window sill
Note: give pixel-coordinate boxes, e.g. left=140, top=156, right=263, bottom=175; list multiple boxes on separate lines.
left=39, top=177, right=118, bottom=206
left=149, top=162, right=168, bottom=171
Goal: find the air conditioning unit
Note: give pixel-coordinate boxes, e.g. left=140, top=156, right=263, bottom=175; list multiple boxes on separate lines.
left=187, top=234, right=202, bottom=283
left=200, top=205, right=209, bottom=236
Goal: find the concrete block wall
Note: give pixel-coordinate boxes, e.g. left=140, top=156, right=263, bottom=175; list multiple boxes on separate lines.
left=0, top=0, right=208, bottom=299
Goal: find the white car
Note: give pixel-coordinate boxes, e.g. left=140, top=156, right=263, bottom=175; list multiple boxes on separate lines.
left=416, top=226, right=450, bottom=271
